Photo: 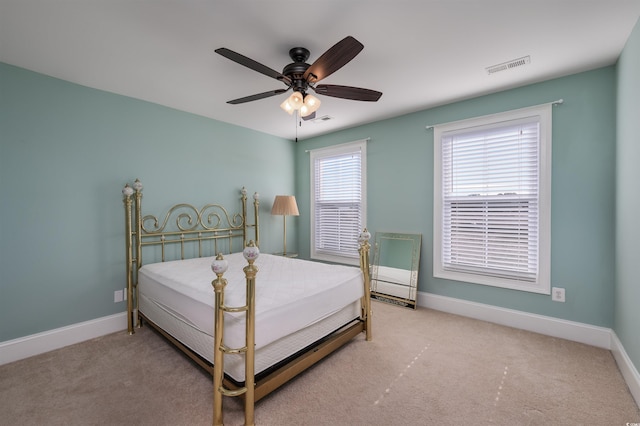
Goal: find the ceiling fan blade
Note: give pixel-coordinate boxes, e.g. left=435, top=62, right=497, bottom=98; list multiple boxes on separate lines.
left=313, top=85, right=382, bottom=102
left=215, top=48, right=291, bottom=85
left=227, top=89, right=288, bottom=104
left=303, top=36, right=364, bottom=83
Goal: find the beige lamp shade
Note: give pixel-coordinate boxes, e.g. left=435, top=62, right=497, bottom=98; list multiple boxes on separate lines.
left=271, top=195, right=299, bottom=216
left=271, top=195, right=299, bottom=256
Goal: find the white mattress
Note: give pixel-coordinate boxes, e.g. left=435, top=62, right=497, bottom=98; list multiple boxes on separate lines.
left=138, top=253, right=364, bottom=380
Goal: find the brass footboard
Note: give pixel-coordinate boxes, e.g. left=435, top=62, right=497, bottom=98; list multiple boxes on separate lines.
left=211, top=231, right=372, bottom=426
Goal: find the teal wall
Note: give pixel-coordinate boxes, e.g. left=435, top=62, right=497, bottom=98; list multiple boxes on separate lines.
left=0, top=63, right=294, bottom=342
left=1, top=27, right=638, bottom=380
left=296, top=67, right=617, bottom=328
left=616, top=19, right=640, bottom=378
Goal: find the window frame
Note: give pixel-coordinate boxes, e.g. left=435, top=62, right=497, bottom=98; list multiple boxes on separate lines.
left=433, top=104, right=552, bottom=294
left=309, top=139, right=367, bottom=265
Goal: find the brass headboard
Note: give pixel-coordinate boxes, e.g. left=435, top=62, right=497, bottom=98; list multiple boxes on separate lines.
left=121, top=179, right=260, bottom=334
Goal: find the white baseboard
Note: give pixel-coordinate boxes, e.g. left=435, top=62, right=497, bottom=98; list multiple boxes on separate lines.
left=0, top=312, right=127, bottom=366
left=611, top=331, right=640, bottom=408
left=417, top=292, right=612, bottom=349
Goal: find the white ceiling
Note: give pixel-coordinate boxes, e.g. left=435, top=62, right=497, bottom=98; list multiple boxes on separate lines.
left=2, top=1, right=639, bottom=141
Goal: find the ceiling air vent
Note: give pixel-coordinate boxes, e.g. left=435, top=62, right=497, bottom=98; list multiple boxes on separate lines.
left=311, top=115, right=333, bottom=123
left=486, top=56, right=531, bottom=75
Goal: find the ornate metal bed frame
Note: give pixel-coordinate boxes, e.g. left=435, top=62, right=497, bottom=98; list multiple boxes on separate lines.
left=122, top=179, right=372, bottom=426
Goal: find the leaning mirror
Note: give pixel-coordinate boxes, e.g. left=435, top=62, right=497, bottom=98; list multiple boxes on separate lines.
left=371, top=232, right=422, bottom=309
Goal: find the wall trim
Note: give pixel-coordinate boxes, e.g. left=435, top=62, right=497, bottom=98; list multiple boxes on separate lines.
left=611, top=331, right=640, bottom=408
left=0, top=312, right=127, bottom=366
left=417, top=292, right=612, bottom=349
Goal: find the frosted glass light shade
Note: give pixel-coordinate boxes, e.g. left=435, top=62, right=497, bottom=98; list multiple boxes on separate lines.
left=280, top=98, right=295, bottom=114
left=305, top=94, right=321, bottom=112
left=289, top=91, right=304, bottom=109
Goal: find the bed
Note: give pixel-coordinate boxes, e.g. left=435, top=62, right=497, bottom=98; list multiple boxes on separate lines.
left=121, top=180, right=372, bottom=425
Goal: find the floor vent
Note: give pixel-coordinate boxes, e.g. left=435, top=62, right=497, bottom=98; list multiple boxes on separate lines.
left=486, top=56, right=531, bottom=75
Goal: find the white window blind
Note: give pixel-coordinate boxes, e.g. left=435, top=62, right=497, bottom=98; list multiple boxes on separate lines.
left=310, top=140, right=366, bottom=264
left=443, top=118, right=539, bottom=281
left=434, top=104, right=551, bottom=293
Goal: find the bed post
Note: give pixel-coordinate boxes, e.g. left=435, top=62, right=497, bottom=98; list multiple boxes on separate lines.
left=131, top=179, right=142, bottom=328
left=122, top=179, right=144, bottom=335
left=242, top=241, right=259, bottom=426
left=253, top=192, right=260, bottom=248
left=211, top=241, right=259, bottom=426
left=122, top=184, right=135, bottom=335
left=241, top=187, right=260, bottom=248
left=133, top=179, right=143, bottom=329
left=241, top=187, right=248, bottom=247
left=211, top=253, right=228, bottom=426
left=359, top=228, right=373, bottom=341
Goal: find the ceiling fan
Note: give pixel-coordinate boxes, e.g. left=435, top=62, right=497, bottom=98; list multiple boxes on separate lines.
left=215, top=36, right=382, bottom=120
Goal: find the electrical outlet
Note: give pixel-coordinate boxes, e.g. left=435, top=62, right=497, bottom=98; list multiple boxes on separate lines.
left=551, top=287, right=566, bottom=302
left=114, top=289, right=124, bottom=303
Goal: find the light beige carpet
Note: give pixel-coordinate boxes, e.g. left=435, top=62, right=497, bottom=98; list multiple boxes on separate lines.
left=1, top=301, right=638, bottom=425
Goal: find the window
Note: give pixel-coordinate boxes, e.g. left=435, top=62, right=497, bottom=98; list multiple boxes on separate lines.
left=433, top=104, right=551, bottom=294
left=310, top=140, right=367, bottom=265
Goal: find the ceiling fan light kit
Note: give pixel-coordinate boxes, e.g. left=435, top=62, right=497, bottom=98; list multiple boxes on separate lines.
left=280, top=91, right=321, bottom=117
left=215, top=36, right=381, bottom=119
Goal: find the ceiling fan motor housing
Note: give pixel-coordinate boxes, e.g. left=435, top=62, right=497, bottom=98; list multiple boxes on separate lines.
left=283, top=47, right=312, bottom=93
left=288, top=47, right=310, bottom=63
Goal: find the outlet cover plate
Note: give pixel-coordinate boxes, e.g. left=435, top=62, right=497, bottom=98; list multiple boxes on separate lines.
left=551, top=287, right=566, bottom=302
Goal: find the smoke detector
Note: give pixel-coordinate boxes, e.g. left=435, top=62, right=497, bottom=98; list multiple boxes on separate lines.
left=486, top=56, right=531, bottom=75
